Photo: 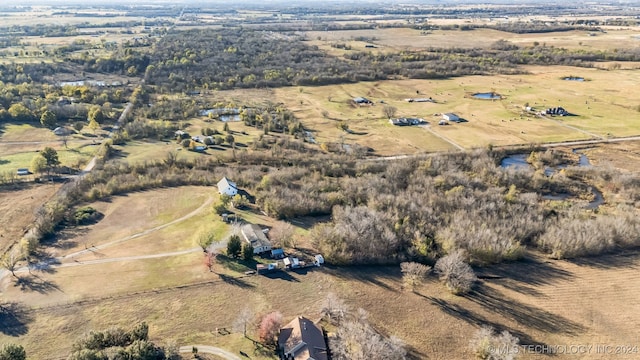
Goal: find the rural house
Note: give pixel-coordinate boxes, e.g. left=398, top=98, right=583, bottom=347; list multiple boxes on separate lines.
left=353, top=97, right=373, bottom=105
left=217, top=177, right=238, bottom=196
left=241, top=224, right=272, bottom=254
left=278, top=316, right=328, bottom=360
left=442, top=113, right=460, bottom=122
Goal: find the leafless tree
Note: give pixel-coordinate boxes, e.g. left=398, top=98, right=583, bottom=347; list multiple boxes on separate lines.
left=320, top=292, right=348, bottom=323
left=332, top=308, right=406, bottom=360
left=434, top=250, right=477, bottom=295
left=269, top=222, right=295, bottom=248
left=382, top=105, right=397, bottom=119
left=469, top=325, right=519, bottom=360
left=400, top=262, right=431, bottom=292
left=233, top=307, right=254, bottom=338
left=164, top=151, right=179, bottom=167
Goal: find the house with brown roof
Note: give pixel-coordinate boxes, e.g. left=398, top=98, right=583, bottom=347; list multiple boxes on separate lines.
left=278, top=316, right=328, bottom=360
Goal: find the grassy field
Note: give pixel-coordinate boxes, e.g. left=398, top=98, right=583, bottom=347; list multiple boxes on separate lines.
left=0, top=123, right=99, bottom=173
left=268, top=65, right=640, bottom=153
left=0, top=183, right=61, bottom=254
left=3, top=244, right=640, bottom=359
left=306, top=26, right=640, bottom=52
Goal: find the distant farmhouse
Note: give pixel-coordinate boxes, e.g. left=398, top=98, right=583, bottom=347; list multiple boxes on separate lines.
left=545, top=106, right=570, bottom=116
left=442, top=113, right=460, bottom=122
left=278, top=316, right=328, bottom=360
left=353, top=97, right=373, bottom=105
left=217, top=177, right=238, bottom=196
left=389, top=117, right=424, bottom=126
left=241, top=224, right=272, bottom=254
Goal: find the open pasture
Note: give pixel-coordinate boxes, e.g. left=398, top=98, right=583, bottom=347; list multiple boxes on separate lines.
left=3, top=244, right=640, bottom=360
left=272, top=65, right=640, bottom=153
left=306, top=26, right=640, bottom=52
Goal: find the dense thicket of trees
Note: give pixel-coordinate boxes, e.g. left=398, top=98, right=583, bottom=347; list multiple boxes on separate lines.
left=145, top=28, right=376, bottom=91
left=25, top=145, right=639, bottom=266
left=139, top=28, right=640, bottom=92
left=67, top=322, right=174, bottom=360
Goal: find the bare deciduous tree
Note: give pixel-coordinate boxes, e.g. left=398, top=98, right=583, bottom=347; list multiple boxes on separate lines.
left=434, top=250, right=477, bottom=295
left=400, top=262, right=431, bottom=292
left=269, top=222, right=295, bottom=248
left=233, top=307, right=254, bottom=338
left=382, top=105, right=397, bottom=119
left=332, top=308, right=406, bottom=360
left=469, top=325, right=519, bottom=360
left=320, top=292, right=348, bottom=323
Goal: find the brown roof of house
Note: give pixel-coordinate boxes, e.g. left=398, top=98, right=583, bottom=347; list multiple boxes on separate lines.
left=278, top=316, right=328, bottom=360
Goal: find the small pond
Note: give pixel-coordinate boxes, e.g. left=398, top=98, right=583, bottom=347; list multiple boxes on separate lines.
left=473, top=92, right=501, bottom=100
left=563, top=77, right=585, bottom=81
left=501, top=150, right=602, bottom=209
left=219, top=114, right=241, bottom=122
left=200, top=108, right=242, bottom=122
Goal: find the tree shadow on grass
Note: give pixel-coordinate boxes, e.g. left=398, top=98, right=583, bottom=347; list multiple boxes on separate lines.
left=475, top=256, right=573, bottom=297
left=466, top=286, right=584, bottom=336
left=262, top=271, right=300, bottom=282
left=325, top=265, right=398, bottom=293
left=0, top=302, right=32, bottom=336
left=216, top=254, right=257, bottom=273
left=218, top=273, right=255, bottom=288
left=16, top=273, right=62, bottom=294
left=568, top=249, right=640, bottom=270
left=418, top=294, right=550, bottom=352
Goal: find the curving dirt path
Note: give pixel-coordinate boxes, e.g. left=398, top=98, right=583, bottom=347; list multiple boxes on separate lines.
left=179, top=345, right=241, bottom=360
left=0, top=196, right=215, bottom=279
left=59, top=196, right=214, bottom=261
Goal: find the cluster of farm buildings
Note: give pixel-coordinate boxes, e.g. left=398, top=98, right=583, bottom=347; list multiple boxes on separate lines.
left=217, top=177, right=328, bottom=360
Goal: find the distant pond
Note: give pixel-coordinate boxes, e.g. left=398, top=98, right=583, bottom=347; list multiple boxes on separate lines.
left=563, top=77, right=585, bottom=81
left=473, top=92, right=502, bottom=100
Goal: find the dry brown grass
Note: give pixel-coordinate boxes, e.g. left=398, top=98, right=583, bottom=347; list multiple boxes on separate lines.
left=306, top=26, right=640, bottom=51
left=0, top=183, right=61, bottom=254
left=2, top=250, right=640, bottom=359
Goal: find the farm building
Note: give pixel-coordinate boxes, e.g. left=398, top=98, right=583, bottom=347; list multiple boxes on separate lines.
left=389, top=117, right=424, bottom=126
left=52, top=127, right=71, bottom=136
left=353, top=97, right=373, bottom=105
left=241, top=224, right=272, bottom=254
left=442, top=113, right=460, bottom=122
left=278, top=316, right=328, bottom=360
left=217, top=177, right=238, bottom=196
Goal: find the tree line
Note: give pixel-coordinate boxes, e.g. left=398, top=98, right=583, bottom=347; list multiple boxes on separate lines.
left=18, top=143, right=640, bottom=268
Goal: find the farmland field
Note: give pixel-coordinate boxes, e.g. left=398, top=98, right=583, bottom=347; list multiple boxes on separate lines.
left=2, top=2, right=640, bottom=359
left=270, top=65, right=640, bottom=153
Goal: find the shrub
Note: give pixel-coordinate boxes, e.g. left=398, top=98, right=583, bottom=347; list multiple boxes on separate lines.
left=469, top=325, right=519, bottom=360
left=434, top=250, right=477, bottom=295
left=71, top=206, right=100, bottom=225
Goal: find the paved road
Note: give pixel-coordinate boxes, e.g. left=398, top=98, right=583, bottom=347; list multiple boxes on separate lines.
left=179, top=345, right=241, bottom=360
